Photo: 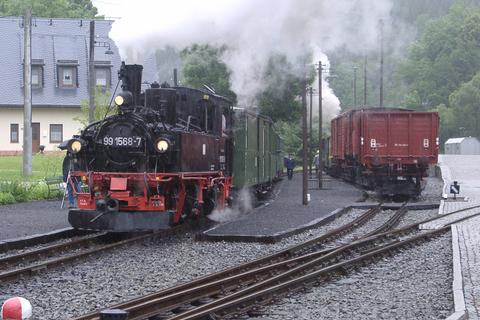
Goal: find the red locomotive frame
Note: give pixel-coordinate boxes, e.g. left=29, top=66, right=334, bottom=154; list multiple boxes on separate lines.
left=68, top=171, right=231, bottom=229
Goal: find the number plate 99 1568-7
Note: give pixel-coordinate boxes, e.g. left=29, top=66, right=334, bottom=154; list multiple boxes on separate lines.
left=103, top=136, right=142, bottom=147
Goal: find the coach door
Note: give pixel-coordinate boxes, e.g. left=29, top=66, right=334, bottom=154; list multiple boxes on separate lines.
left=32, top=122, right=40, bottom=153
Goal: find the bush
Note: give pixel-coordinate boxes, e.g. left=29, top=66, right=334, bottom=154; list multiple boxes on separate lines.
left=0, top=192, right=16, bottom=205
left=29, top=183, right=50, bottom=200
left=0, top=180, right=56, bottom=205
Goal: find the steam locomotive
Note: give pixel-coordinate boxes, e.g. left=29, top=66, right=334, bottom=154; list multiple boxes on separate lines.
left=63, top=63, right=282, bottom=231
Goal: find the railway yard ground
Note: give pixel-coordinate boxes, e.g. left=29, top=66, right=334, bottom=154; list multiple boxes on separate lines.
left=0, top=155, right=479, bottom=319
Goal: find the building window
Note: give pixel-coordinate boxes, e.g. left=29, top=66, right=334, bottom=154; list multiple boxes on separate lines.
left=95, top=67, right=111, bottom=87
left=10, top=124, right=19, bottom=143
left=31, top=59, right=45, bottom=88
left=32, top=66, right=43, bottom=88
left=58, top=66, right=77, bottom=87
left=57, top=61, right=79, bottom=88
left=50, top=124, right=63, bottom=143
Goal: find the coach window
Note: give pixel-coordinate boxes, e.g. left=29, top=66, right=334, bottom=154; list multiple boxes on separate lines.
left=50, top=124, right=63, bottom=143
left=10, top=124, right=19, bottom=143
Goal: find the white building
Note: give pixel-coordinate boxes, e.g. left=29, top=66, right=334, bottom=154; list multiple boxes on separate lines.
left=0, top=17, right=121, bottom=155
left=444, top=137, right=480, bottom=155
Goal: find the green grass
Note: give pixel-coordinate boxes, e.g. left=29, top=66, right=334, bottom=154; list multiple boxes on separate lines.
left=0, top=155, right=65, bottom=204
left=0, top=155, right=64, bottom=181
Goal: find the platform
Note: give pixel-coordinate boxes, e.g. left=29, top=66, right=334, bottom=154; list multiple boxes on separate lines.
left=437, top=155, right=480, bottom=320
left=199, top=173, right=365, bottom=243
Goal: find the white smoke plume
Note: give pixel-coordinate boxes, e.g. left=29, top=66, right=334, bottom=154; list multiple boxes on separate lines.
left=98, top=0, right=393, bottom=117
left=208, top=188, right=253, bottom=223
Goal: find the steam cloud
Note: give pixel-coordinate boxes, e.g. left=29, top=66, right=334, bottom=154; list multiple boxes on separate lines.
left=107, top=0, right=393, bottom=118
left=208, top=188, right=253, bottom=223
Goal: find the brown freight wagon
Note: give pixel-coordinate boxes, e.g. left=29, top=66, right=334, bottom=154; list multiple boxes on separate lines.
left=329, top=107, right=439, bottom=197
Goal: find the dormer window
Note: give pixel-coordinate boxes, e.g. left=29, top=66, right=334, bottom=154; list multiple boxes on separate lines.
left=31, top=59, right=44, bottom=88
left=94, top=61, right=112, bottom=88
left=95, top=67, right=111, bottom=87
left=57, top=60, right=79, bottom=88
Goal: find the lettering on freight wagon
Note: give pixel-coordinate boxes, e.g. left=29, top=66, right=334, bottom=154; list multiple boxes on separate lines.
left=394, top=143, right=409, bottom=147
left=370, top=139, right=386, bottom=148
left=423, top=139, right=429, bottom=148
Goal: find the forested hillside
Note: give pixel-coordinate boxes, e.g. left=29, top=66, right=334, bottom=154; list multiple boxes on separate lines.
left=329, top=0, right=480, bottom=144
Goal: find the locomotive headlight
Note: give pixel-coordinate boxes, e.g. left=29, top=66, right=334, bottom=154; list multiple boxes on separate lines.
left=67, top=139, right=84, bottom=154
left=155, top=139, right=169, bottom=153
left=114, top=95, right=124, bottom=106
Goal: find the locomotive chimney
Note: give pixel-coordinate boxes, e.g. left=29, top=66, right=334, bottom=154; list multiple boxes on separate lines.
left=118, top=62, right=143, bottom=106
left=173, top=68, right=178, bottom=87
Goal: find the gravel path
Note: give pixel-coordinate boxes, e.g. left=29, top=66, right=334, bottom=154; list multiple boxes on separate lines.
left=0, top=200, right=68, bottom=241
left=0, top=207, right=451, bottom=319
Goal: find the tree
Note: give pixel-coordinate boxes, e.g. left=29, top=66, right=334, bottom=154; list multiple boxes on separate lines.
left=0, top=0, right=99, bottom=18
left=399, top=3, right=480, bottom=110
left=449, top=71, right=480, bottom=137
left=256, top=55, right=310, bottom=122
left=75, top=88, right=115, bottom=127
left=181, top=44, right=236, bottom=102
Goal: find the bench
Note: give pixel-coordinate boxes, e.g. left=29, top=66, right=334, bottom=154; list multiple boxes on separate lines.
left=45, top=176, right=65, bottom=198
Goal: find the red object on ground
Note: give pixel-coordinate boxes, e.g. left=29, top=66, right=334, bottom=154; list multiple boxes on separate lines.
left=1, top=297, right=32, bottom=320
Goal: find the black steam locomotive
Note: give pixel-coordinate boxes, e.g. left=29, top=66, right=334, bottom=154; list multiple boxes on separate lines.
left=64, top=63, right=282, bottom=232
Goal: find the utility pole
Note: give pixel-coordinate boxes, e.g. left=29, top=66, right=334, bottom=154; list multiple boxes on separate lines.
left=88, top=20, right=95, bottom=123
left=364, top=55, right=367, bottom=106
left=309, top=86, right=313, bottom=177
left=23, top=9, right=32, bottom=176
left=302, top=77, right=308, bottom=205
left=318, top=61, right=323, bottom=189
left=379, top=19, right=384, bottom=108
left=353, top=66, right=358, bottom=108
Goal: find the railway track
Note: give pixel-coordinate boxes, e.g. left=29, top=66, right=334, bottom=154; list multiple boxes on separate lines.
left=0, top=226, right=185, bottom=283
left=74, top=204, right=480, bottom=320
left=73, top=203, right=407, bottom=320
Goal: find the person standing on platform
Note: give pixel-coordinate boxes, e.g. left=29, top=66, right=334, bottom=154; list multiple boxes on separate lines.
left=285, top=154, right=296, bottom=180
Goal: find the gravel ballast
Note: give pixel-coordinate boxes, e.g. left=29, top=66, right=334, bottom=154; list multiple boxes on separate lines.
left=257, top=233, right=453, bottom=320
left=0, top=207, right=452, bottom=319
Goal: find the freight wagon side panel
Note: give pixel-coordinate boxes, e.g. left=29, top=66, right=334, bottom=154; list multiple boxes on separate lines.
left=388, top=113, right=410, bottom=157
left=339, top=116, right=347, bottom=160
left=330, top=118, right=338, bottom=159
left=351, top=110, right=362, bottom=158
left=410, top=113, right=439, bottom=162
left=361, top=113, right=389, bottom=161
left=361, top=111, right=439, bottom=165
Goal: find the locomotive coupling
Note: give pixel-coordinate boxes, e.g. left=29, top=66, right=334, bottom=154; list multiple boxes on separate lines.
left=95, top=198, right=119, bottom=212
